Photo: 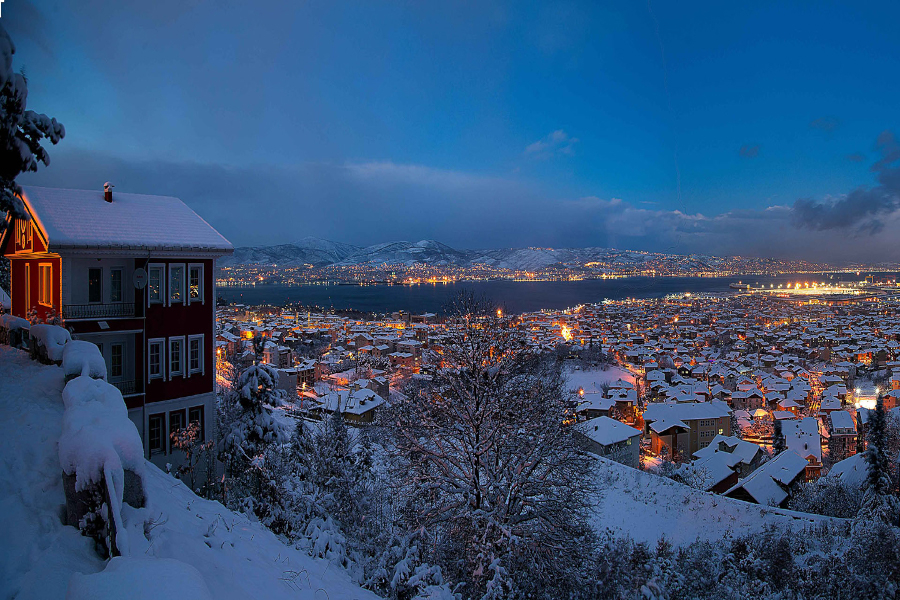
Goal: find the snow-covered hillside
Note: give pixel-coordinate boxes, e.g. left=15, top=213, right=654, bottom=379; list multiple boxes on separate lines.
left=336, top=239, right=472, bottom=266
left=0, top=346, right=377, bottom=600
left=221, top=236, right=361, bottom=267
left=222, top=237, right=742, bottom=271
left=590, top=455, right=831, bottom=546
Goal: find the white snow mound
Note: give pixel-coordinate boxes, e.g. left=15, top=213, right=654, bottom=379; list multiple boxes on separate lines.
left=30, top=324, right=71, bottom=361
left=62, top=340, right=108, bottom=380
left=67, top=557, right=212, bottom=600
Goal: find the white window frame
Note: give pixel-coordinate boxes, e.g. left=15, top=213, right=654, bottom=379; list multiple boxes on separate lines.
left=188, top=334, right=204, bottom=376
left=38, top=263, right=52, bottom=306
left=110, top=342, right=124, bottom=380
left=148, top=338, right=165, bottom=381
left=148, top=263, right=165, bottom=306
left=187, top=263, right=204, bottom=305
left=168, top=336, right=185, bottom=379
left=110, top=267, right=124, bottom=303
left=148, top=413, right=166, bottom=455
left=168, top=264, right=186, bottom=306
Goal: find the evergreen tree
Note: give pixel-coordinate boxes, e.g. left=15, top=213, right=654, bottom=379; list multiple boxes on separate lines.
left=0, top=24, right=65, bottom=294
left=0, top=24, right=65, bottom=235
left=773, top=419, right=786, bottom=455
left=857, top=394, right=898, bottom=525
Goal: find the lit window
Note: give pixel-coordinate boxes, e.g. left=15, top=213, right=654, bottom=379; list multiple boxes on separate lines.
left=189, top=264, right=203, bottom=303
left=169, top=265, right=185, bottom=304
left=110, top=268, right=123, bottom=302
left=38, top=264, right=52, bottom=306
left=148, top=265, right=165, bottom=304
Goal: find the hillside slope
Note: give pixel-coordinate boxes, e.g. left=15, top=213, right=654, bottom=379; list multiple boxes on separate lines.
left=0, top=346, right=377, bottom=600
left=590, top=455, right=831, bottom=545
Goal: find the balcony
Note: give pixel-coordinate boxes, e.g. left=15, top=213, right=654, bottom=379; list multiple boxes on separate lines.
left=110, top=379, right=139, bottom=396
left=62, top=303, right=136, bottom=320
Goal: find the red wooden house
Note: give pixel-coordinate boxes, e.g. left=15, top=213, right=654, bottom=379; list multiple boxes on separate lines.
left=1, top=186, right=233, bottom=468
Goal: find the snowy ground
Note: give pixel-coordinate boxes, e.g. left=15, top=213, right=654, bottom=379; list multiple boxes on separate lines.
left=564, top=365, right=635, bottom=394
left=0, top=346, right=376, bottom=600
left=590, top=456, right=832, bottom=546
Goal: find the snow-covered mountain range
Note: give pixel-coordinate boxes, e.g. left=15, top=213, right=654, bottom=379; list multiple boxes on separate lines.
left=220, top=236, right=733, bottom=271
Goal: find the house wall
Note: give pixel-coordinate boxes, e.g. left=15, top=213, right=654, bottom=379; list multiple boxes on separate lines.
left=8, top=256, right=62, bottom=320
left=128, top=391, right=216, bottom=471
left=142, top=258, right=216, bottom=405
left=63, top=257, right=136, bottom=305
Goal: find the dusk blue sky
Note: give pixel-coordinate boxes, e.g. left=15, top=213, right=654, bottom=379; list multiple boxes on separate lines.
left=6, top=1, right=900, bottom=261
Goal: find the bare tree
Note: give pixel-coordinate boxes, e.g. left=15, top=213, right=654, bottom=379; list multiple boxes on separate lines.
left=389, top=291, right=594, bottom=597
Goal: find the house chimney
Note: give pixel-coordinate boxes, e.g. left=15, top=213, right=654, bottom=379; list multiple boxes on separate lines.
left=104, top=182, right=114, bottom=203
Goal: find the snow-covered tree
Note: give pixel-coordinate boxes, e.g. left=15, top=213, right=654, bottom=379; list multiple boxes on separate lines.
left=218, top=361, right=290, bottom=515
left=390, top=292, right=594, bottom=598
left=0, top=23, right=65, bottom=233
left=857, top=393, right=898, bottom=525
left=772, top=419, right=786, bottom=455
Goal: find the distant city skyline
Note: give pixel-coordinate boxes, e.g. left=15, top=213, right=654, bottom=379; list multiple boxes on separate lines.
left=6, top=1, right=900, bottom=262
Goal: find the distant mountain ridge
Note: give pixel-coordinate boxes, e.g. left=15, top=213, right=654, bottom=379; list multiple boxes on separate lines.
left=219, top=237, right=743, bottom=272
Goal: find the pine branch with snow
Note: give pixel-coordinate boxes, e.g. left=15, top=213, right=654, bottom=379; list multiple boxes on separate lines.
left=0, top=23, right=65, bottom=231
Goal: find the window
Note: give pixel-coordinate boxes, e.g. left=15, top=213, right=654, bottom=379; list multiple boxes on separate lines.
left=188, top=335, right=204, bottom=375
left=149, top=414, right=165, bottom=454
left=39, top=263, right=52, bottom=306
left=24, top=264, right=30, bottom=310
left=148, top=264, right=165, bottom=305
left=169, top=409, right=185, bottom=439
left=169, top=337, right=184, bottom=378
left=110, top=268, right=123, bottom=302
left=111, top=343, right=123, bottom=379
left=189, top=405, right=205, bottom=441
left=169, top=264, right=185, bottom=304
left=148, top=339, right=164, bottom=380
left=188, top=264, right=204, bottom=304
left=88, top=268, right=102, bottom=303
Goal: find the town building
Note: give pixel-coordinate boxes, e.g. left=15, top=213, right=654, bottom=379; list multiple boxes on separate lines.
left=1, top=186, right=232, bottom=467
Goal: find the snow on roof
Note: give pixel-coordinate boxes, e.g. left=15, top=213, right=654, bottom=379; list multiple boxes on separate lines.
left=783, top=417, right=822, bottom=462
left=692, top=453, right=738, bottom=488
left=725, top=450, right=808, bottom=505
left=317, top=388, right=385, bottom=415
left=693, top=434, right=761, bottom=466
left=20, top=186, right=233, bottom=253
left=643, top=400, right=731, bottom=426
left=576, top=416, right=641, bottom=446
left=827, top=453, right=867, bottom=489
left=829, top=410, right=856, bottom=431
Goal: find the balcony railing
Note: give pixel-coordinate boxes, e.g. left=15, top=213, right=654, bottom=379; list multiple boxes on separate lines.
left=110, top=379, right=139, bottom=396
left=62, top=303, right=136, bottom=320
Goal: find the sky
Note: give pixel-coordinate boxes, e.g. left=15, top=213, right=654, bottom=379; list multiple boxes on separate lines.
left=5, top=0, right=900, bottom=262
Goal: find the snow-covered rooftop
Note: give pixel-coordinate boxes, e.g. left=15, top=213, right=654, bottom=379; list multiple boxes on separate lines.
left=20, top=186, right=233, bottom=253
left=576, top=416, right=641, bottom=446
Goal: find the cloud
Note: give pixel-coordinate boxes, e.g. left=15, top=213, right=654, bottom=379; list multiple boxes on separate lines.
left=739, top=144, right=759, bottom=158
left=809, top=116, right=840, bottom=132
left=524, top=130, right=578, bottom=157
left=18, top=134, right=900, bottom=264
left=791, top=131, right=900, bottom=233
left=846, top=153, right=865, bottom=163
